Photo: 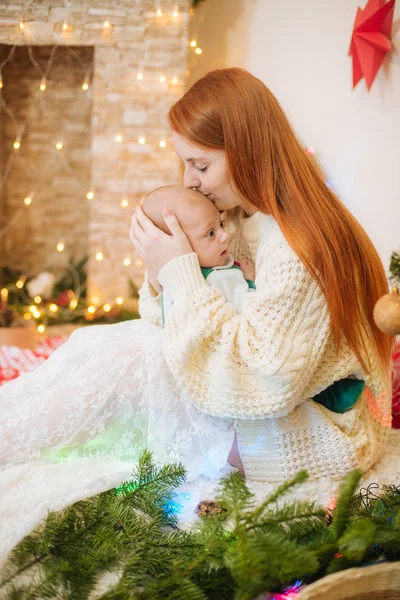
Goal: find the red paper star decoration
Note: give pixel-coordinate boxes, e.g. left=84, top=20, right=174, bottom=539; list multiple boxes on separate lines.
left=349, top=0, right=396, bottom=90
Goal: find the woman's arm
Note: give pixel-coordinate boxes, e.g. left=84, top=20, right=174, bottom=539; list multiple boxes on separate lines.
left=158, top=243, right=331, bottom=420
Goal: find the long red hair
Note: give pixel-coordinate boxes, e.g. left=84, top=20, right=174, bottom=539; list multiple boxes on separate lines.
left=168, top=67, right=393, bottom=373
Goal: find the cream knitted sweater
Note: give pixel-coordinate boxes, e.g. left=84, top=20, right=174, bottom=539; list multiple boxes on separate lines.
left=139, top=212, right=392, bottom=482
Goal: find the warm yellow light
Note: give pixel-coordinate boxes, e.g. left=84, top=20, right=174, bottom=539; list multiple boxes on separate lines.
left=40, top=80, right=46, bottom=91
left=123, top=258, right=131, bottom=266
left=156, top=9, right=162, bottom=16
left=29, top=305, right=36, bottom=313
left=160, top=75, right=166, bottom=82
left=135, top=258, right=144, bottom=267
left=82, top=82, right=89, bottom=90
left=37, top=324, right=46, bottom=333
left=63, top=22, right=68, bottom=30
left=115, top=134, right=122, bottom=143
left=159, top=140, right=167, bottom=148
left=23, top=312, right=31, bottom=320
left=120, top=198, right=129, bottom=208
left=34, top=295, right=42, bottom=304
left=86, top=191, right=94, bottom=200
left=116, top=296, right=124, bottom=305
left=171, top=77, right=178, bottom=85
left=57, top=242, right=64, bottom=252
left=104, top=20, right=110, bottom=28
left=56, top=142, right=63, bottom=150
left=137, top=72, right=143, bottom=80
left=95, top=252, right=104, bottom=261
left=13, top=141, right=20, bottom=150
left=19, top=21, right=24, bottom=30
left=190, top=39, right=197, bottom=48
left=173, top=9, right=179, bottom=18
left=103, top=303, right=111, bottom=312
left=24, top=196, right=32, bottom=206
left=33, top=311, right=41, bottom=319
left=87, top=305, right=96, bottom=314
left=91, top=296, right=99, bottom=305
left=1, top=288, right=8, bottom=303
left=195, top=47, right=203, bottom=55
left=16, top=280, right=24, bottom=289
left=138, top=136, right=146, bottom=145
left=49, top=303, right=58, bottom=312
left=0, top=79, right=3, bottom=89
left=69, top=298, right=78, bottom=309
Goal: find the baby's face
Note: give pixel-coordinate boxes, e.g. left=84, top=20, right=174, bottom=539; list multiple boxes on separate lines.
left=181, top=199, right=230, bottom=268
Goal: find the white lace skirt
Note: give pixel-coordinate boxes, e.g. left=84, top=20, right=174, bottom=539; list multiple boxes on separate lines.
left=0, top=319, right=235, bottom=562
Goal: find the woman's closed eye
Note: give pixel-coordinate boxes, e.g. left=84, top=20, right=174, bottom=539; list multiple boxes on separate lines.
left=196, top=166, right=208, bottom=173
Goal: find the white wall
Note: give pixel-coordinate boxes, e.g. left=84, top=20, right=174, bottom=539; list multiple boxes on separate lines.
left=188, top=0, right=400, bottom=268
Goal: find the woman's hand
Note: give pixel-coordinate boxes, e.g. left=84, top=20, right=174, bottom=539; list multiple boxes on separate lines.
left=130, top=206, right=193, bottom=273
left=147, top=267, right=163, bottom=296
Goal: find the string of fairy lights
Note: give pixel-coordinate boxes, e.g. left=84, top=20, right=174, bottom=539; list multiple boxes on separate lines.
left=0, top=0, right=204, bottom=333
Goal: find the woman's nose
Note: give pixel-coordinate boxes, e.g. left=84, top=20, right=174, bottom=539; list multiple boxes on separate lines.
left=183, top=169, right=201, bottom=189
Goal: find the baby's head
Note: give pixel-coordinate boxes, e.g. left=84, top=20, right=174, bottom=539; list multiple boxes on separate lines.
left=142, top=185, right=230, bottom=268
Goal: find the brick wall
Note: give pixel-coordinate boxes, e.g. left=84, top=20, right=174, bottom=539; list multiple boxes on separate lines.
left=0, top=0, right=190, bottom=303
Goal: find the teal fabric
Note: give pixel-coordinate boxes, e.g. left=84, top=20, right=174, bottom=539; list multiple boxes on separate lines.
left=313, top=378, right=365, bottom=413
left=246, top=279, right=257, bottom=290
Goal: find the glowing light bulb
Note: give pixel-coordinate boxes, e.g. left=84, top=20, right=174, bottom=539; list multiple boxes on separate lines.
left=156, top=9, right=162, bottom=16
left=37, top=324, right=46, bottom=333
left=23, top=312, right=31, bottom=320
left=0, top=78, right=3, bottom=89
left=57, top=242, right=64, bottom=252
left=29, top=306, right=36, bottom=313
left=195, top=47, right=203, bottom=55
left=159, top=140, right=167, bottom=148
left=103, top=303, right=111, bottom=312
left=95, top=252, right=104, bottom=261
left=137, top=72, right=143, bottom=80
left=86, top=191, right=94, bottom=200
left=120, top=198, right=128, bottom=208
left=49, top=303, right=58, bottom=312
left=104, top=20, right=110, bottom=28
left=173, top=9, right=179, bottom=18
left=24, top=196, right=32, bottom=205
left=116, top=297, right=124, bottom=305
left=56, top=142, right=63, bottom=150
left=160, top=75, right=166, bottom=83
left=171, top=77, right=178, bottom=85
left=13, top=141, right=20, bottom=150
left=87, top=305, right=95, bottom=314
left=69, top=298, right=78, bottom=309
left=16, top=280, right=24, bottom=289
left=40, top=79, right=46, bottom=91
left=19, top=21, right=24, bottom=30
left=115, top=134, right=122, bottom=143
left=123, top=258, right=131, bottom=266
left=82, top=82, right=89, bottom=90
left=33, top=310, right=41, bottom=319
left=190, top=40, right=197, bottom=48
left=34, top=295, right=42, bottom=304
left=63, top=22, right=68, bottom=31
left=138, top=136, right=146, bottom=145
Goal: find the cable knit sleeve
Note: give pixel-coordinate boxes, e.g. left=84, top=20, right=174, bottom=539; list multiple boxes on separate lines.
left=138, top=272, right=163, bottom=327
left=157, top=232, right=331, bottom=420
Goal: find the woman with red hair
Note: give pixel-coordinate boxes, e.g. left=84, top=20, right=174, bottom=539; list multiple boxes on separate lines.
left=132, top=67, right=394, bottom=482
left=0, top=67, right=397, bottom=561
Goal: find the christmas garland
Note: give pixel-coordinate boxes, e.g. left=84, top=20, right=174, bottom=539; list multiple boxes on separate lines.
left=1, top=452, right=399, bottom=599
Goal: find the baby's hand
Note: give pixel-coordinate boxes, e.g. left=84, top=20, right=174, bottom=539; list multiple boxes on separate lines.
left=239, top=258, right=255, bottom=281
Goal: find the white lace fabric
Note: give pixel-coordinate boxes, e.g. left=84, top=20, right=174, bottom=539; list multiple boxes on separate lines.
left=0, top=320, right=235, bottom=562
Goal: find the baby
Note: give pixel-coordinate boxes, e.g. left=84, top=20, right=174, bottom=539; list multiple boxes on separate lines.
left=141, top=185, right=256, bottom=322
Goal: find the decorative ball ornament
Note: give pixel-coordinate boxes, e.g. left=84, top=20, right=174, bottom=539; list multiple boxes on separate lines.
left=373, top=287, right=400, bottom=335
